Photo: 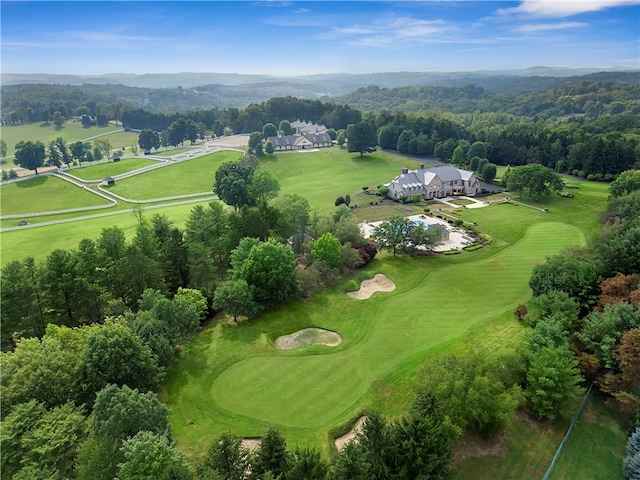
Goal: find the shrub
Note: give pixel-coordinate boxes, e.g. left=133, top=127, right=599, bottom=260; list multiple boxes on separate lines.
left=514, top=304, right=528, bottom=321
left=376, top=185, right=389, bottom=197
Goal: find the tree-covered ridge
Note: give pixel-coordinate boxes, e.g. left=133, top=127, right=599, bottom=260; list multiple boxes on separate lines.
left=336, top=79, right=640, bottom=118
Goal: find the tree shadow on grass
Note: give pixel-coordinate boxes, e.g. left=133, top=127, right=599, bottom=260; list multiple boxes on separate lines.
left=15, top=176, right=47, bottom=188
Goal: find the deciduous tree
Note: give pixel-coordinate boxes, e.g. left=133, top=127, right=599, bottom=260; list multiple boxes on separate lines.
left=347, top=121, right=377, bottom=156
left=212, top=279, right=261, bottom=322
left=611, top=170, right=640, bottom=198
left=14, top=140, right=45, bottom=174
left=138, top=129, right=160, bottom=151
left=524, top=345, right=583, bottom=420
left=116, top=431, right=193, bottom=480
left=236, top=239, right=299, bottom=307
left=81, top=322, right=161, bottom=400
left=214, top=160, right=256, bottom=210
left=312, top=232, right=342, bottom=268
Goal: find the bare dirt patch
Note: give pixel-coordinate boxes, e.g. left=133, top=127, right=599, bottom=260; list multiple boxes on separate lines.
left=334, top=416, right=367, bottom=451
left=346, top=273, right=396, bottom=300
left=453, top=431, right=507, bottom=464
left=274, top=328, right=342, bottom=350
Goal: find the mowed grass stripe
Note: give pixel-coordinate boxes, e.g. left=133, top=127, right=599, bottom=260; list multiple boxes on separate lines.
left=0, top=175, right=112, bottom=216
left=1, top=201, right=211, bottom=264
left=107, top=150, right=243, bottom=200
left=69, top=158, right=158, bottom=181
left=173, top=222, right=583, bottom=448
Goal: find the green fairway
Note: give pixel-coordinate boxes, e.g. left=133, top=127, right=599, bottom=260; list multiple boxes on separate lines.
left=1, top=122, right=125, bottom=157
left=0, top=175, right=113, bottom=216
left=69, top=158, right=159, bottom=181
left=164, top=217, right=585, bottom=459
left=106, top=150, right=243, bottom=200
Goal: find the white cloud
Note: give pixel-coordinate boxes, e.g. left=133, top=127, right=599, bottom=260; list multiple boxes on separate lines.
left=294, top=8, right=310, bottom=14
left=513, top=21, right=589, bottom=32
left=496, top=0, right=639, bottom=19
left=252, top=1, right=294, bottom=7
left=320, top=17, right=455, bottom=47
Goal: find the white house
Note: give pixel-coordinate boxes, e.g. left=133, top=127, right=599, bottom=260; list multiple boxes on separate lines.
left=387, top=165, right=480, bottom=200
left=267, top=132, right=332, bottom=151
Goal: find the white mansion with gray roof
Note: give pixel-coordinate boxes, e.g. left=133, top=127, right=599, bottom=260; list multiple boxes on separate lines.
left=267, top=132, right=332, bottom=151
left=388, top=164, right=480, bottom=200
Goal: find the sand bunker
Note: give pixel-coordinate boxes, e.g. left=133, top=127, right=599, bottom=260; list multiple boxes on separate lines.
left=334, top=416, right=367, bottom=451
left=241, top=438, right=261, bottom=452
left=346, top=273, right=396, bottom=300
left=274, top=328, right=342, bottom=350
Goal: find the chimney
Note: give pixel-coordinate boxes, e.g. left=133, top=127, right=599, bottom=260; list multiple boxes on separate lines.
left=402, top=167, right=408, bottom=174
left=420, top=163, right=425, bottom=169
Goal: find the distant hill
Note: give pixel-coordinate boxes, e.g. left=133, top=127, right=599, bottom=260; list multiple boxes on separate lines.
left=2, top=69, right=638, bottom=113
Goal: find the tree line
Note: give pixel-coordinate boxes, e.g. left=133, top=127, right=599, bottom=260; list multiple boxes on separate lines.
left=523, top=170, right=640, bottom=418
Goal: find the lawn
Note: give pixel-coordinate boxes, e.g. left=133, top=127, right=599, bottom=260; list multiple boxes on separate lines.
left=1, top=121, right=124, bottom=157
left=106, top=150, right=243, bottom=200
left=153, top=147, right=200, bottom=157
left=0, top=199, right=214, bottom=265
left=163, top=214, right=585, bottom=461
left=69, top=158, right=159, bottom=181
left=0, top=175, right=113, bottom=216
left=259, top=148, right=426, bottom=210
left=454, top=393, right=627, bottom=480
left=549, top=393, right=627, bottom=480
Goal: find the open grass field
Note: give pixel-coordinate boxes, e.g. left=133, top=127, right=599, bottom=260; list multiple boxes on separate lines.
left=259, top=149, right=427, bottom=209
left=69, top=158, right=159, bottom=181
left=106, top=150, right=243, bottom=200
left=0, top=175, right=113, bottom=216
left=0, top=199, right=214, bottom=264
left=1, top=121, right=124, bottom=157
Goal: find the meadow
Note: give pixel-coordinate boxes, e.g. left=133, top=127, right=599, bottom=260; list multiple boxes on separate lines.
left=105, top=150, right=244, bottom=200
left=1, top=121, right=136, bottom=158
left=259, top=150, right=429, bottom=209
left=67, top=158, right=159, bottom=181
left=0, top=175, right=113, bottom=216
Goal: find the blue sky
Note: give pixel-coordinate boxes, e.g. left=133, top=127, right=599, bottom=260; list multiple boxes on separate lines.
left=2, top=1, right=639, bottom=75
